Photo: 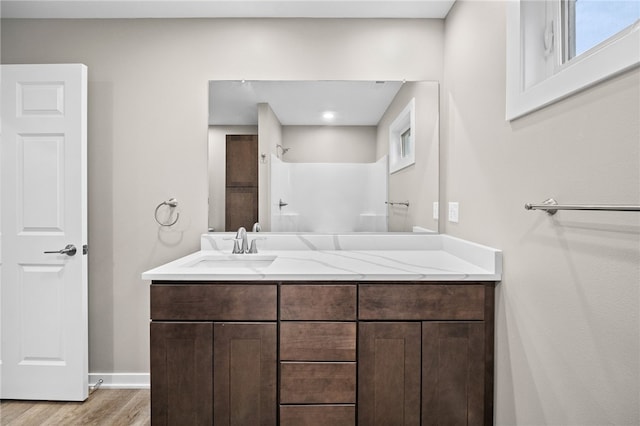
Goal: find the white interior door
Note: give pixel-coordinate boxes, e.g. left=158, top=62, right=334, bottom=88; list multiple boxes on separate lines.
left=1, top=64, right=88, bottom=401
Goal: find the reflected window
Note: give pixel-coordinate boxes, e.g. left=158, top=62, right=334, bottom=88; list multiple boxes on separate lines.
left=400, top=128, right=411, bottom=158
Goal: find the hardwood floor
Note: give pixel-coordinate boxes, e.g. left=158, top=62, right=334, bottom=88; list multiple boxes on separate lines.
left=0, top=389, right=150, bottom=426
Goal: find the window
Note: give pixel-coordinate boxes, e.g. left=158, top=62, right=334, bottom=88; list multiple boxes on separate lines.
left=506, top=0, right=639, bottom=120
left=565, top=0, right=640, bottom=60
left=389, top=98, right=415, bottom=174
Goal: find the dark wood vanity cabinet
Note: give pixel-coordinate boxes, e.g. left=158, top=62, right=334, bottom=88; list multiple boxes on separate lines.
left=280, top=285, right=357, bottom=425
left=358, top=284, right=495, bottom=426
left=150, top=321, right=214, bottom=425
left=150, top=281, right=495, bottom=426
left=150, top=284, right=278, bottom=426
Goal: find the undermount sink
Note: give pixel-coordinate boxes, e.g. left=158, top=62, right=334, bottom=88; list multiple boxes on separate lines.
left=186, top=254, right=277, bottom=269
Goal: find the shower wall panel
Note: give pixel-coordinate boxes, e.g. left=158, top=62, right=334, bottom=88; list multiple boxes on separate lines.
left=271, top=156, right=387, bottom=232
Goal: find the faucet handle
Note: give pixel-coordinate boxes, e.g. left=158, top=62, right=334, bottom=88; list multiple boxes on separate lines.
left=248, top=237, right=266, bottom=254
left=232, top=239, right=244, bottom=254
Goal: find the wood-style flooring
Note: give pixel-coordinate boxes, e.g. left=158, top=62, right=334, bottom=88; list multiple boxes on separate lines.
left=0, top=389, right=150, bottom=426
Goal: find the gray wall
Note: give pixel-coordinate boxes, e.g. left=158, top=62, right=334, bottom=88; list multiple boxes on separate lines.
left=377, top=81, right=439, bottom=232
left=3, top=6, right=638, bottom=422
left=443, top=1, right=639, bottom=424
left=1, top=17, right=443, bottom=374
left=282, top=126, right=377, bottom=163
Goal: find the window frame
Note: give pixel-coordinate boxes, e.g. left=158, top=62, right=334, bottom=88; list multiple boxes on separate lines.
left=506, top=0, right=640, bottom=120
left=389, top=98, right=415, bottom=174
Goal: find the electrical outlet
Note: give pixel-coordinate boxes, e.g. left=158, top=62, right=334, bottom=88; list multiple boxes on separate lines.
left=448, top=202, right=459, bottom=223
left=433, top=202, right=439, bottom=220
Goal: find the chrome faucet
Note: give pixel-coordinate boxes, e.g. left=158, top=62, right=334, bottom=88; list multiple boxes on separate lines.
left=233, top=227, right=248, bottom=254
left=252, top=222, right=261, bottom=232
left=232, top=225, right=265, bottom=254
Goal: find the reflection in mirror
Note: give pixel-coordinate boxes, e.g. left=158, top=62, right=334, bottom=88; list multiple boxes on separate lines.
left=208, top=80, right=439, bottom=233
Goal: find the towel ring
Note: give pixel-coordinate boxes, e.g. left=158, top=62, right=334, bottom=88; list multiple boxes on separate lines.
left=154, top=198, right=180, bottom=227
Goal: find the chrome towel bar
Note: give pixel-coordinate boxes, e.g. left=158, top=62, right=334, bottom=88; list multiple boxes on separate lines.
left=386, top=201, right=410, bottom=207
left=525, top=198, right=640, bottom=215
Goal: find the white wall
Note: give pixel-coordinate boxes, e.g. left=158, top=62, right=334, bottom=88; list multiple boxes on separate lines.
left=282, top=125, right=377, bottom=163
left=443, top=2, right=639, bottom=424
left=0, top=17, right=444, bottom=375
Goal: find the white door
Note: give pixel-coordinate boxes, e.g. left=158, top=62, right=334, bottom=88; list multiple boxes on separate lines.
left=1, top=64, right=88, bottom=401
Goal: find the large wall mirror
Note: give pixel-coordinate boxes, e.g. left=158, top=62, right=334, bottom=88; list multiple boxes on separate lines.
left=208, top=80, right=439, bottom=233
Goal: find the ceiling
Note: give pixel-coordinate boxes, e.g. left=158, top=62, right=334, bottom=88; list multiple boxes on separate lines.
left=1, top=0, right=456, bottom=19
left=209, top=80, right=404, bottom=126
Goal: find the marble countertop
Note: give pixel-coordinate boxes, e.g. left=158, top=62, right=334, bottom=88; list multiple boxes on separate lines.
left=141, top=233, right=502, bottom=282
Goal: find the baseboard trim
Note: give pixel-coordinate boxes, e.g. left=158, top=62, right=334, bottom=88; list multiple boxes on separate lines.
left=89, top=373, right=150, bottom=389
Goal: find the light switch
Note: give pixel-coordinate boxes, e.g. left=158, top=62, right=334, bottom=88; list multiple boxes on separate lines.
left=433, top=202, right=439, bottom=220
left=448, top=202, right=459, bottom=223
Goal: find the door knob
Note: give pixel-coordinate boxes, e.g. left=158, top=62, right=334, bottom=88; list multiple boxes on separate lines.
left=44, top=244, right=77, bottom=256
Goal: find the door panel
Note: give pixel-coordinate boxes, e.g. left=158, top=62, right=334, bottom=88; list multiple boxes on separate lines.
left=19, top=264, right=66, bottom=365
left=1, top=64, right=88, bottom=401
left=422, top=322, right=485, bottom=426
left=150, top=322, right=213, bottom=426
left=19, top=134, right=66, bottom=231
left=225, top=186, right=258, bottom=231
left=213, top=322, right=277, bottom=426
left=226, top=134, right=258, bottom=187
left=358, top=322, right=421, bottom=426
left=17, top=82, right=66, bottom=116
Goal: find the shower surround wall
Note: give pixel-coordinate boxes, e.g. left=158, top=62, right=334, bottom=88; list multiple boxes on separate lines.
left=271, top=156, right=387, bottom=232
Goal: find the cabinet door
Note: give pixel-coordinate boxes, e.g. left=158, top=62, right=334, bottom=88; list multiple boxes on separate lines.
left=422, top=322, right=485, bottom=426
left=213, top=323, right=277, bottom=426
left=150, top=322, right=213, bottom=426
left=358, top=322, right=421, bottom=426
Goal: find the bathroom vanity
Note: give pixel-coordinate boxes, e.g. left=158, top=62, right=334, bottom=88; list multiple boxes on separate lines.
left=143, top=233, right=502, bottom=426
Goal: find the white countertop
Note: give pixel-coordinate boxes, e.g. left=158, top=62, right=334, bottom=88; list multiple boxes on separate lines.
left=141, top=233, right=502, bottom=282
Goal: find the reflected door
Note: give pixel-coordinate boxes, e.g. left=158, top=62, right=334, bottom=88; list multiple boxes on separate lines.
left=225, top=135, right=258, bottom=231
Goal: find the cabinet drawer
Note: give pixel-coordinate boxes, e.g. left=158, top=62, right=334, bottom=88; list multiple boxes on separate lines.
left=281, top=285, right=356, bottom=320
left=280, top=322, right=356, bottom=361
left=280, top=362, right=356, bottom=404
left=359, top=284, right=485, bottom=320
left=150, top=284, right=277, bottom=320
left=280, top=405, right=355, bottom=426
